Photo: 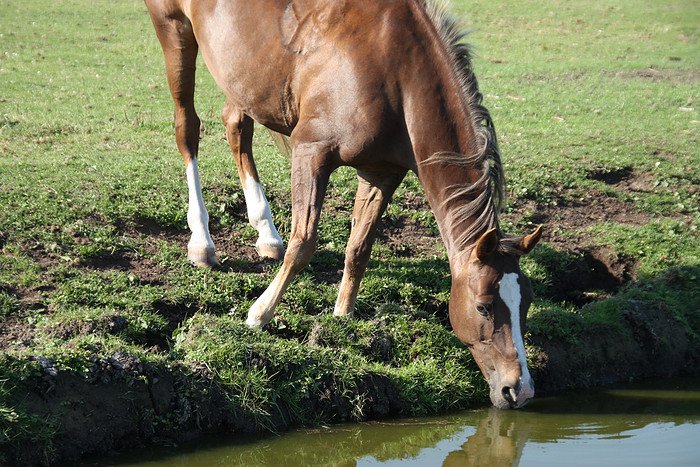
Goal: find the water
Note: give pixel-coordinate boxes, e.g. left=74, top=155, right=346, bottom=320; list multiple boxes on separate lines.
left=101, top=377, right=700, bottom=466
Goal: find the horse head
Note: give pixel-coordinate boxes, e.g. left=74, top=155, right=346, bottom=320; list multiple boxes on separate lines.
left=449, top=226, right=542, bottom=409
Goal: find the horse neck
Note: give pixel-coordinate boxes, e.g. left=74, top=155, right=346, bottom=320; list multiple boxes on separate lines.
left=400, top=5, right=499, bottom=271
left=408, top=102, right=495, bottom=272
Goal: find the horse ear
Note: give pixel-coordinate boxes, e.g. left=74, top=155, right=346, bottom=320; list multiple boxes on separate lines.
left=475, top=228, right=499, bottom=260
left=516, top=225, right=543, bottom=255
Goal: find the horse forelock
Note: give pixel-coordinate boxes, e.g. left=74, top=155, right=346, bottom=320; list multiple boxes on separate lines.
left=416, top=0, right=505, bottom=252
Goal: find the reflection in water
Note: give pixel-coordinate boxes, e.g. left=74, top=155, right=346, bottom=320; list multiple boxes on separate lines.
left=444, top=409, right=527, bottom=467
left=101, top=378, right=700, bottom=467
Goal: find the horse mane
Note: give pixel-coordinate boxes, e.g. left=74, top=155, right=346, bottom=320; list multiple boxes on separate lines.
left=417, top=0, right=505, bottom=252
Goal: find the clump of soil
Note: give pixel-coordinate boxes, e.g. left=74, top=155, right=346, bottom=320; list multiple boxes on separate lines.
left=530, top=299, right=698, bottom=394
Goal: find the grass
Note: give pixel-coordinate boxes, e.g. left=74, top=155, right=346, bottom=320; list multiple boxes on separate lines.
left=0, top=0, right=698, bottom=462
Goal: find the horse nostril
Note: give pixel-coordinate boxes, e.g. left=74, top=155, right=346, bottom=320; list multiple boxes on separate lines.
left=502, top=386, right=517, bottom=404
left=509, top=387, right=518, bottom=403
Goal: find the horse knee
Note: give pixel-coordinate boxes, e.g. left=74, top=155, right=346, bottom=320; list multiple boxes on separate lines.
left=285, top=237, right=316, bottom=273
left=344, top=229, right=374, bottom=272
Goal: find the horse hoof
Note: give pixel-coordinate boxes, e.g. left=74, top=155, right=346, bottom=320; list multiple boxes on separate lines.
left=255, top=241, right=285, bottom=261
left=245, top=315, right=265, bottom=328
left=333, top=309, right=354, bottom=319
left=246, top=309, right=271, bottom=328
left=188, top=246, right=218, bottom=268
left=246, top=298, right=275, bottom=327
left=333, top=302, right=354, bottom=318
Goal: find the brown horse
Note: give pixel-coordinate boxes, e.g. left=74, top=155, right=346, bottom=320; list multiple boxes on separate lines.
left=144, top=0, right=542, bottom=409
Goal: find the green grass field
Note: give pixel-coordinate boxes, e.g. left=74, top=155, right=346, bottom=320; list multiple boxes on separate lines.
left=1, top=0, right=698, bottom=462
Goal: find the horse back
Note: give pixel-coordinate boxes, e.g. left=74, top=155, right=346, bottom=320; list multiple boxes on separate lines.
left=151, top=0, right=419, bottom=167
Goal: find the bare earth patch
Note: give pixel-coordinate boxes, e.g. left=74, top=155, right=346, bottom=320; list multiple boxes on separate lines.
left=504, top=184, right=650, bottom=304
left=81, top=254, right=168, bottom=286
left=587, top=166, right=658, bottom=193
left=0, top=316, right=35, bottom=351
left=613, top=67, right=700, bottom=84
left=512, top=189, right=650, bottom=246
left=379, top=217, right=443, bottom=258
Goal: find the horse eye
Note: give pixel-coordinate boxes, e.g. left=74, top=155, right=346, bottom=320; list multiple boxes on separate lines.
left=475, top=302, right=492, bottom=317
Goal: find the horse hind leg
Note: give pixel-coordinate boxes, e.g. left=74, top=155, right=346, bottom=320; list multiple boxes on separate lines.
left=146, top=2, right=216, bottom=267
left=334, top=170, right=405, bottom=317
left=222, top=103, right=285, bottom=260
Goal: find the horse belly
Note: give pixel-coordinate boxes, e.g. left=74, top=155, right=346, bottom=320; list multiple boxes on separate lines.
left=191, top=0, right=297, bottom=132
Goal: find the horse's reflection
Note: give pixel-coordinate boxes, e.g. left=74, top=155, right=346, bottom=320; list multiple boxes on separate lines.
left=114, top=385, right=699, bottom=466
left=443, top=408, right=527, bottom=467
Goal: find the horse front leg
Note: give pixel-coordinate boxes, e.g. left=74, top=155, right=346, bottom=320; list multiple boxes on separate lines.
left=334, top=170, right=405, bottom=317
left=222, top=103, right=284, bottom=260
left=246, top=142, right=333, bottom=327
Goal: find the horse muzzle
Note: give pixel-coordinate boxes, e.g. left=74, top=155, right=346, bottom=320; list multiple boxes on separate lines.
left=489, top=374, right=535, bottom=409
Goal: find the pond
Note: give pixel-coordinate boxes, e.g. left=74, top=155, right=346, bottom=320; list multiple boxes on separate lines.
left=93, top=377, right=700, bottom=466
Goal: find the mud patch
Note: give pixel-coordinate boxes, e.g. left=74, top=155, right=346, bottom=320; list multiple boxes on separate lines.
left=379, top=216, right=442, bottom=258
left=81, top=253, right=168, bottom=286
left=0, top=315, right=35, bottom=351
left=0, top=285, right=47, bottom=351
left=587, top=166, right=634, bottom=185
left=587, top=167, right=657, bottom=193
left=214, top=233, right=280, bottom=275
left=127, top=216, right=185, bottom=238
left=45, top=314, right=129, bottom=341
left=537, top=246, right=637, bottom=305
left=515, top=189, right=651, bottom=247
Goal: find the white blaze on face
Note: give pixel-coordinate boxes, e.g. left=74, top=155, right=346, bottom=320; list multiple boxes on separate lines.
left=185, top=159, right=215, bottom=249
left=498, top=272, right=535, bottom=401
left=242, top=174, right=283, bottom=250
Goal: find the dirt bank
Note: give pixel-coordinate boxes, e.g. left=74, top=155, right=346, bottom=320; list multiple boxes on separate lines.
left=2, top=298, right=697, bottom=466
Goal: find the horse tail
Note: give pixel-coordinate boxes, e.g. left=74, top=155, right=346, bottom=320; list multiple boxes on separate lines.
left=267, top=129, right=292, bottom=159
